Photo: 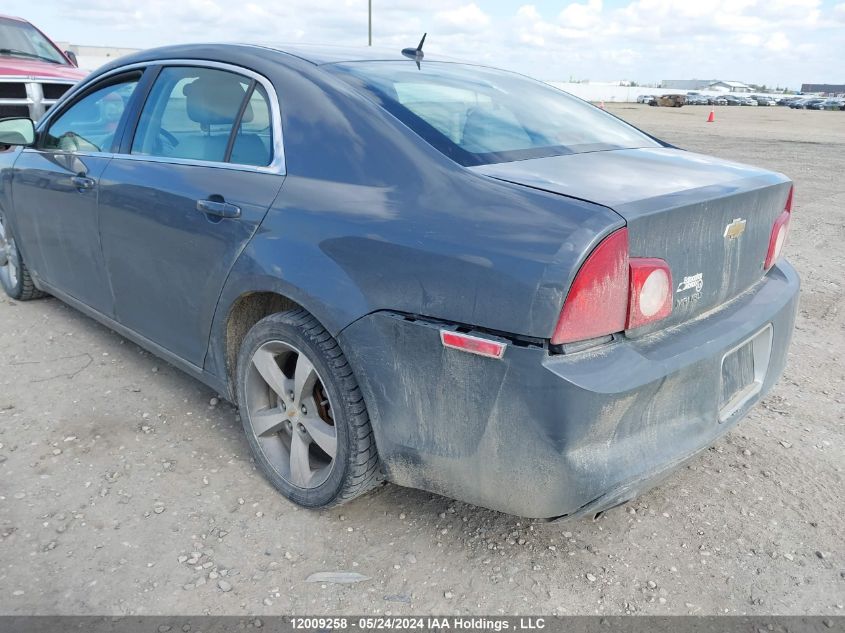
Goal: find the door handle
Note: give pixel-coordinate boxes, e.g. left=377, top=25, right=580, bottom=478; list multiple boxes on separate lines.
left=196, top=198, right=241, bottom=219
left=71, top=175, right=96, bottom=190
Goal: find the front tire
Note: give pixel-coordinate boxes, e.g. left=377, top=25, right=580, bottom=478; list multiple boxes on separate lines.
left=236, top=309, right=382, bottom=508
left=0, top=211, right=46, bottom=301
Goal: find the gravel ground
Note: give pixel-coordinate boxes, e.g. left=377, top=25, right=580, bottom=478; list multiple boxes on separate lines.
left=0, top=104, right=842, bottom=616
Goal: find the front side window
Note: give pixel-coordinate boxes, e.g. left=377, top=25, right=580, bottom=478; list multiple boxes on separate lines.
left=0, top=17, right=68, bottom=66
left=329, top=62, right=661, bottom=166
left=42, top=75, right=140, bottom=152
left=132, top=66, right=273, bottom=167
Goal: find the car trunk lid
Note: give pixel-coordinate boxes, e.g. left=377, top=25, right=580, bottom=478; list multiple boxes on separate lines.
left=472, top=147, right=792, bottom=333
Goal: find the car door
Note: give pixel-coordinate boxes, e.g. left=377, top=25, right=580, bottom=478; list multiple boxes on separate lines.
left=98, top=63, right=285, bottom=366
left=11, top=72, right=142, bottom=315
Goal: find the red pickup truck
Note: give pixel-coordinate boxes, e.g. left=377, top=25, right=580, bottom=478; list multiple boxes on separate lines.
left=0, top=14, right=87, bottom=121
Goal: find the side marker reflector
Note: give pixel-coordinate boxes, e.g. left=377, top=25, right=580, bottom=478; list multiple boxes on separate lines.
left=440, top=330, right=506, bottom=359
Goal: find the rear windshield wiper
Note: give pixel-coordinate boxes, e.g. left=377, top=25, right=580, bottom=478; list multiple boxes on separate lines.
left=0, top=48, right=61, bottom=64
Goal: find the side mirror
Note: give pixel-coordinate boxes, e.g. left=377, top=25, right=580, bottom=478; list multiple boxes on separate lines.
left=0, top=118, right=36, bottom=146
left=64, top=50, right=79, bottom=67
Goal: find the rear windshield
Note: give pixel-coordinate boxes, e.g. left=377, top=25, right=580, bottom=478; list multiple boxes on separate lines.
left=328, top=61, right=661, bottom=166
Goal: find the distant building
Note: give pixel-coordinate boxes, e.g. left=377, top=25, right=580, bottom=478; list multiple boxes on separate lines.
left=55, top=42, right=141, bottom=73
left=707, top=80, right=751, bottom=93
left=661, top=79, right=752, bottom=93
left=661, top=79, right=714, bottom=90
left=801, top=83, right=845, bottom=96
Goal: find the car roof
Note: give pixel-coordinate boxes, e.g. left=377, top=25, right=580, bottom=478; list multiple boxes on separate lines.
left=0, top=14, right=27, bottom=22
left=101, top=42, right=467, bottom=77
left=248, top=43, right=459, bottom=66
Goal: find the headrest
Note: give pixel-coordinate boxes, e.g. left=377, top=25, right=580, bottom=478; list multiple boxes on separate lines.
left=462, top=106, right=531, bottom=153
left=183, top=74, right=254, bottom=127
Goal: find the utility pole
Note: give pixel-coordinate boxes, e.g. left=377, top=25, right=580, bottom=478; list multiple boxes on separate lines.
left=368, top=0, right=372, bottom=46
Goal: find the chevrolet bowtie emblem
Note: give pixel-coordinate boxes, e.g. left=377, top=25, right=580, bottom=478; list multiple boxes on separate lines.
left=724, top=218, right=747, bottom=240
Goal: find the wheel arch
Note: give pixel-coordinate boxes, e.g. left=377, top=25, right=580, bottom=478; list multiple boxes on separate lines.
left=206, top=271, right=369, bottom=401
left=222, top=290, right=302, bottom=398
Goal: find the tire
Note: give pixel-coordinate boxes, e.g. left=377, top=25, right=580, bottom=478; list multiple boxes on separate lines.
left=0, top=211, right=46, bottom=301
left=236, top=309, right=382, bottom=508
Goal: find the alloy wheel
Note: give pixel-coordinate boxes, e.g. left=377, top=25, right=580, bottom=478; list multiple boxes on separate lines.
left=244, top=340, right=337, bottom=489
left=0, top=215, right=19, bottom=290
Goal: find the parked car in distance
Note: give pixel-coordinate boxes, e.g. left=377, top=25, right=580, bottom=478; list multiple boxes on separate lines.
left=752, top=95, right=776, bottom=106
left=721, top=94, right=744, bottom=106
left=636, top=94, right=655, bottom=104
left=652, top=93, right=685, bottom=107
left=684, top=94, right=709, bottom=105
left=0, top=14, right=87, bottom=120
left=820, top=98, right=845, bottom=111
left=806, top=98, right=832, bottom=110
left=0, top=43, right=799, bottom=519
left=778, top=96, right=802, bottom=106
left=794, top=98, right=825, bottom=109
left=740, top=96, right=758, bottom=106
left=710, top=96, right=728, bottom=106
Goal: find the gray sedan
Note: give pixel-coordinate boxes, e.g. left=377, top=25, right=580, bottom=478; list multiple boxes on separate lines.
left=0, top=43, right=799, bottom=519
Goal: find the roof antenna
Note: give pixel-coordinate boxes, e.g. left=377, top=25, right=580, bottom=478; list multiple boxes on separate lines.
left=402, top=33, right=427, bottom=69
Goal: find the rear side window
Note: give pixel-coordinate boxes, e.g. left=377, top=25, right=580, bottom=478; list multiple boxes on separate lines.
left=231, top=84, right=273, bottom=166
left=329, top=61, right=660, bottom=166
left=131, top=66, right=273, bottom=167
left=42, top=75, right=139, bottom=152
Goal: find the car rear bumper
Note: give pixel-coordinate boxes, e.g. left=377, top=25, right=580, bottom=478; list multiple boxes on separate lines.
left=338, top=260, right=800, bottom=518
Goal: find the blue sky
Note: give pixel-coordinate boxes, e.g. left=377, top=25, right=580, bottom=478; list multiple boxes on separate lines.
left=6, top=0, right=844, bottom=88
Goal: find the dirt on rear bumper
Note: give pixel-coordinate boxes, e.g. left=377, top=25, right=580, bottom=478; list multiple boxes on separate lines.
left=338, top=260, right=800, bottom=518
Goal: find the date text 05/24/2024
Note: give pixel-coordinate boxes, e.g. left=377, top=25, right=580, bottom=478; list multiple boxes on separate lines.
left=290, top=617, right=547, bottom=630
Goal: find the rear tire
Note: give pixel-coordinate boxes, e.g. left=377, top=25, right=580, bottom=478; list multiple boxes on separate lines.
left=236, top=309, right=382, bottom=508
left=0, top=211, right=46, bottom=301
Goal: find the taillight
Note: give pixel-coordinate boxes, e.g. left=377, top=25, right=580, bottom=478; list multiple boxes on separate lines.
left=627, top=258, right=673, bottom=329
left=764, top=185, right=793, bottom=270
left=551, top=228, right=673, bottom=345
left=551, top=228, right=629, bottom=345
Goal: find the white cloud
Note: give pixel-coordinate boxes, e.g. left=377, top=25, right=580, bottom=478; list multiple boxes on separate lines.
left=765, top=31, right=791, bottom=51
left=497, top=0, right=836, bottom=85
left=739, top=33, right=763, bottom=46
left=558, top=0, right=603, bottom=30
left=434, top=3, right=492, bottom=33
left=6, top=0, right=842, bottom=88
left=516, top=5, right=541, bottom=20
